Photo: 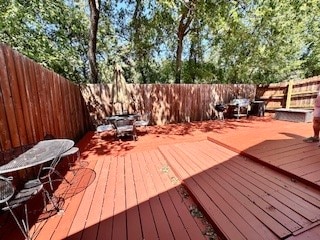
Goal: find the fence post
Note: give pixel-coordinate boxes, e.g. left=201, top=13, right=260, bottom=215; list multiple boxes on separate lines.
left=285, top=80, right=293, bottom=109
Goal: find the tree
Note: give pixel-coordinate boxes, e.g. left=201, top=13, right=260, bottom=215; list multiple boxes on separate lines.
left=1, top=0, right=320, bottom=84
left=175, top=0, right=196, bottom=83
left=88, top=0, right=101, bottom=83
left=0, top=0, right=89, bottom=82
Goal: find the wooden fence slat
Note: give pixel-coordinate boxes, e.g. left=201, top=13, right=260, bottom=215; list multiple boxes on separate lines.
left=14, top=49, right=32, bottom=145
left=45, top=69, right=55, bottom=136
left=36, top=61, right=48, bottom=137
left=0, top=46, right=20, bottom=148
left=29, top=59, right=44, bottom=140
left=0, top=45, right=12, bottom=150
left=5, top=46, right=29, bottom=147
left=21, top=55, right=37, bottom=143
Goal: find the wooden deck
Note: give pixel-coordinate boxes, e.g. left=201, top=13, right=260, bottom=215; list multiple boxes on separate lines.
left=1, top=116, right=320, bottom=239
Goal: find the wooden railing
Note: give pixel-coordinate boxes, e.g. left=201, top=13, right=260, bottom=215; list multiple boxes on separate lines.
left=255, top=77, right=320, bottom=111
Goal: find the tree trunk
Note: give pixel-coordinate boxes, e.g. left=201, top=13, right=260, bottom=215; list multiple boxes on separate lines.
left=175, top=31, right=184, bottom=83
left=174, top=1, right=196, bottom=84
left=88, top=0, right=100, bottom=83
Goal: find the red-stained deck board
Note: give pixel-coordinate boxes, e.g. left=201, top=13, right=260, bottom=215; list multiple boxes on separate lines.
left=303, top=171, right=320, bottom=183
left=130, top=152, right=158, bottom=239
left=246, top=141, right=303, bottom=156
left=96, top=155, right=118, bottom=240
left=213, top=143, right=320, bottom=209
left=32, top=148, right=101, bottom=240
left=206, top=119, right=320, bottom=188
left=169, top=143, right=271, bottom=239
left=287, top=224, right=320, bottom=239
left=280, top=151, right=320, bottom=170
left=177, top=142, right=280, bottom=240
left=80, top=155, right=111, bottom=240
left=206, top=140, right=320, bottom=208
left=217, top=165, right=303, bottom=233
left=136, top=151, right=175, bottom=240
left=152, top=149, right=208, bottom=240
left=112, top=156, right=127, bottom=240
left=260, top=146, right=319, bottom=167
left=159, top=145, right=248, bottom=240
left=195, top=144, right=294, bottom=239
left=124, top=154, right=143, bottom=240
left=66, top=152, right=105, bottom=240
left=50, top=136, right=101, bottom=240
left=172, top=143, right=287, bottom=239
left=198, top=141, right=320, bottom=224
left=224, top=160, right=319, bottom=224
left=160, top=140, right=320, bottom=240
left=144, top=150, right=191, bottom=240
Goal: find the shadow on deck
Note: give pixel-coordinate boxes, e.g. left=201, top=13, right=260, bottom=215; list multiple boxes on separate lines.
left=1, top=116, right=320, bottom=240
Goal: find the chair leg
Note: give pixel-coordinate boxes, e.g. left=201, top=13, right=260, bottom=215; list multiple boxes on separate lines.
left=7, top=204, right=30, bottom=240
left=43, top=188, right=60, bottom=212
left=23, top=204, right=29, bottom=239
left=53, top=169, right=71, bottom=185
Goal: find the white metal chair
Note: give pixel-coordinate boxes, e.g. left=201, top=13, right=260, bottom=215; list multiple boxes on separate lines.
left=114, top=118, right=137, bottom=141
left=96, top=124, right=114, bottom=133
left=60, top=146, right=81, bottom=175
left=0, top=176, right=45, bottom=240
left=135, top=112, right=150, bottom=131
left=38, top=155, right=71, bottom=192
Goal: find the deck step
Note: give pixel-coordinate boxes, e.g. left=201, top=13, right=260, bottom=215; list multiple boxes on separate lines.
left=159, top=140, right=320, bottom=240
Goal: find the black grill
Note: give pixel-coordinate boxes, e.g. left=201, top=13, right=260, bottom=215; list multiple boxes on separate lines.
left=215, top=104, right=226, bottom=112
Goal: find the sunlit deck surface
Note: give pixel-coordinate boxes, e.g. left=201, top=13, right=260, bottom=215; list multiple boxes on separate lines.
left=2, top=116, right=320, bottom=240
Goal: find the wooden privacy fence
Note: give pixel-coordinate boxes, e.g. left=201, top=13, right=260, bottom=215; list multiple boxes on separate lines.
left=256, top=76, right=320, bottom=110
left=0, top=44, right=90, bottom=155
left=2, top=43, right=319, bottom=158
left=81, top=83, right=256, bottom=126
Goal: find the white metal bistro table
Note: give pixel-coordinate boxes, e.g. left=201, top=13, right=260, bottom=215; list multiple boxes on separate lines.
left=0, top=139, right=75, bottom=237
left=106, top=113, right=141, bottom=123
left=0, top=139, right=74, bottom=174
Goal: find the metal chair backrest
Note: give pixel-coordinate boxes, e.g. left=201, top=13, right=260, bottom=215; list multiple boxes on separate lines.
left=114, top=118, right=137, bottom=140
left=0, top=176, right=44, bottom=240
left=38, top=155, right=68, bottom=191
left=135, top=112, right=150, bottom=127
left=115, top=118, right=134, bottom=127
left=0, top=176, right=14, bottom=205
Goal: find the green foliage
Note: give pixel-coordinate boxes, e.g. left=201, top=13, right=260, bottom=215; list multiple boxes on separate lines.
left=0, top=0, right=89, bottom=82
left=1, top=0, right=320, bottom=84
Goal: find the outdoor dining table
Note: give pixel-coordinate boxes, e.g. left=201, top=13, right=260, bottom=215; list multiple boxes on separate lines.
left=0, top=139, right=74, bottom=239
left=0, top=139, right=74, bottom=175
left=106, top=113, right=141, bottom=124
left=106, top=114, right=141, bottom=141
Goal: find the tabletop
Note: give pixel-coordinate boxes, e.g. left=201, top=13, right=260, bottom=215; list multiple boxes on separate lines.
left=106, top=113, right=141, bottom=122
left=0, top=139, right=74, bottom=174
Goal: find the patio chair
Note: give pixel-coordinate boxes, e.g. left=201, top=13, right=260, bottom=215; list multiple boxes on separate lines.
left=134, top=112, right=150, bottom=131
left=114, top=118, right=137, bottom=141
left=38, top=155, right=71, bottom=192
left=0, top=176, right=46, bottom=240
left=96, top=124, right=114, bottom=133
left=59, top=146, right=81, bottom=175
